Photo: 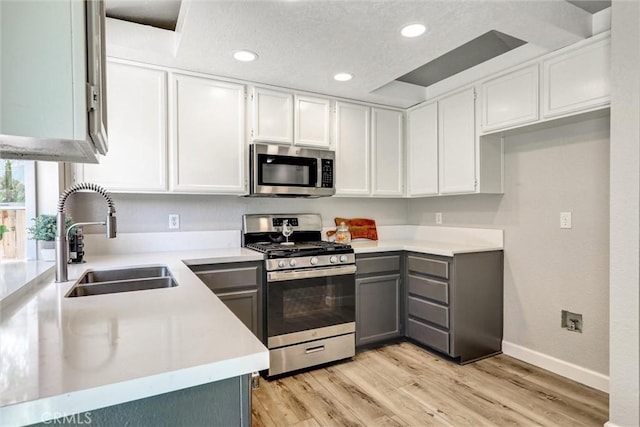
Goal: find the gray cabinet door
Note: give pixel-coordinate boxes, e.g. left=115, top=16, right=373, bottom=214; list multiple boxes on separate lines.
left=218, top=289, right=261, bottom=341
left=191, top=261, right=263, bottom=342
left=356, top=274, right=401, bottom=347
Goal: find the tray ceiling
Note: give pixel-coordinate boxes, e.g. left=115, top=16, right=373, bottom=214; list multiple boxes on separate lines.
left=105, top=0, right=609, bottom=108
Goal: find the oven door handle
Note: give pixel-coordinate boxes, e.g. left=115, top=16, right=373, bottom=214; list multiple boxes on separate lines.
left=267, top=265, right=356, bottom=282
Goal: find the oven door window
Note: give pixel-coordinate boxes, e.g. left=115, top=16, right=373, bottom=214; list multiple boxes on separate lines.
left=258, top=154, right=318, bottom=188
left=267, top=274, right=355, bottom=338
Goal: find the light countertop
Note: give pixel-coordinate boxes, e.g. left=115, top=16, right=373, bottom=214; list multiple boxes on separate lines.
left=0, top=226, right=503, bottom=425
left=351, top=239, right=504, bottom=256
left=0, top=260, right=55, bottom=307
left=0, top=247, right=268, bottom=426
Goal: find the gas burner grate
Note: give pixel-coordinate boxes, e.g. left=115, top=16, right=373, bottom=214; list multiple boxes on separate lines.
left=246, top=241, right=351, bottom=254
left=245, top=242, right=353, bottom=260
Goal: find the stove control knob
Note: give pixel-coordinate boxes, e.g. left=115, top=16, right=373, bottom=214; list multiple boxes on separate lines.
left=310, top=257, right=319, bottom=266
left=278, top=260, right=286, bottom=268
left=339, top=255, right=348, bottom=263
left=289, top=259, right=297, bottom=267
left=329, top=256, right=338, bottom=264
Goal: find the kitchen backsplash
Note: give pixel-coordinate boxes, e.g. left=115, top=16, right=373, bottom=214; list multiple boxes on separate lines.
left=66, top=193, right=408, bottom=234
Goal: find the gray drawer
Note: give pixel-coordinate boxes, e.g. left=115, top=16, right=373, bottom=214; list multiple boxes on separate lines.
left=407, top=318, right=450, bottom=355
left=408, top=274, right=449, bottom=304
left=407, top=256, right=449, bottom=279
left=195, top=265, right=260, bottom=292
left=356, top=255, right=401, bottom=275
left=408, top=296, right=449, bottom=328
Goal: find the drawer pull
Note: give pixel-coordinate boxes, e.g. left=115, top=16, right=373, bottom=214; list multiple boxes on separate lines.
left=305, top=345, right=325, bottom=354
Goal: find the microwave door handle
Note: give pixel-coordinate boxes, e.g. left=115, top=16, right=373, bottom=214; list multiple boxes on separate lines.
left=317, top=159, right=322, bottom=188
left=267, top=265, right=357, bottom=282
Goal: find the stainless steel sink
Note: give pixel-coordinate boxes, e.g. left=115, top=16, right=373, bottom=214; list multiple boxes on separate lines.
left=66, top=266, right=178, bottom=298
left=77, top=266, right=173, bottom=284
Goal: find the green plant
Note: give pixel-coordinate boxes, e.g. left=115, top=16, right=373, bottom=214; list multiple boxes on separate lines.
left=27, top=215, right=73, bottom=241
left=0, top=159, right=25, bottom=204
left=0, top=224, right=8, bottom=241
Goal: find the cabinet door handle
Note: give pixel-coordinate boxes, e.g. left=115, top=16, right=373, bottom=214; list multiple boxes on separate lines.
left=305, top=345, right=325, bottom=354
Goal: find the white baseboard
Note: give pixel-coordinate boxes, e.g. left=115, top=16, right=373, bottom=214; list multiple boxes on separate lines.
left=502, top=341, right=609, bottom=393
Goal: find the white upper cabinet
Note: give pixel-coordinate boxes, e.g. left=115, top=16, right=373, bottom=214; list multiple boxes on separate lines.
left=481, top=65, right=539, bottom=132
left=294, top=95, right=332, bottom=148
left=0, top=0, right=106, bottom=163
left=251, top=87, right=293, bottom=144
left=334, top=102, right=371, bottom=196
left=171, top=74, right=246, bottom=194
left=407, top=102, right=438, bottom=197
left=371, top=108, right=404, bottom=197
left=79, top=61, right=168, bottom=192
left=542, top=36, right=610, bottom=119
left=407, top=89, right=502, bottom=197
left=438, top=88, right=476, bottom=195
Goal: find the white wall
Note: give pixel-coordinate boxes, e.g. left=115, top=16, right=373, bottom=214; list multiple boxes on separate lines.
left=608, top=1, right=640, bottom=425
left=409, top=117, right=611, bottom=379
left=67, top=194, right=407, bottom=235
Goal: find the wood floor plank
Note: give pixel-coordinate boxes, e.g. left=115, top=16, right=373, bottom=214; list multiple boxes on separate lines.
left=252, top=378, right=304, bottom=426
left=333, top=354, right=452, bottom=426
left=386, top=342, right=605, bottom=426
left=251, top=393, right=278, bottom=427
left=352, top=349, right=469, bottom=426
left=482, top=356, right=609, bottom=413
left=372, top=414, right=405, bottom=427
left=398, top=381, right=498, bottom=426
left=381, top=344, right=546, bottom=425
left=282, top=370, right=363, bottom=427
left=291, top=418, right=321, bottom=427
left=252, top=342, right=609, bottom=427
left=309, top=364, right=390, bottom=425
left=469, top=359, right=607, bottom=426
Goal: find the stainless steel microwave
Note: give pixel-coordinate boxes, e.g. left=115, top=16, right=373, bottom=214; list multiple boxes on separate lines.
left=249, top=143, right=335, bottom=197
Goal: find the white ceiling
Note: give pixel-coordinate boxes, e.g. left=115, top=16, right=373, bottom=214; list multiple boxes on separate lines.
left=105, top=0, right=607, bottom=108
left=106, top=0, right=181, bottom=30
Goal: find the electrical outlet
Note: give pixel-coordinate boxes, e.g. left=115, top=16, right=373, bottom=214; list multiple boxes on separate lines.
left=561, top=310, right=583, bottom=333
left=169, top=214, right=180, bottom=230
left=560, top=212, right=572, bottom=229
left=435, top=212, right=443, bottom=224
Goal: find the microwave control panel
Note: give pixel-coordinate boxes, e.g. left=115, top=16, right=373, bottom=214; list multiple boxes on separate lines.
left=321, top=159, right=334, bottom=188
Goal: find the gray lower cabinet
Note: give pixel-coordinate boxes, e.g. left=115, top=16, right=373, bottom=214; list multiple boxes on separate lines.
left=406, top=251, right=503, bottom=363
left=355, top=253, right=403, bottom=347
left=35, top=375, right=252, bottom=427
left=190, top=262, right=263, bottom=342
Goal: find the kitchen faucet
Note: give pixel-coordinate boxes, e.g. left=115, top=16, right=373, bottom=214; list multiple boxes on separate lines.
left=55, top=182, right=117, bottom=282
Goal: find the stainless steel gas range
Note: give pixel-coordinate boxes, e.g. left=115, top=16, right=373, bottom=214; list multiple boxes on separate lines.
left=242, top=213, right=356, bottom=377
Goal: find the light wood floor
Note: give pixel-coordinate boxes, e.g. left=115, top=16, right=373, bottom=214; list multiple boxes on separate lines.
left=252, top=341, right=608, bottom=427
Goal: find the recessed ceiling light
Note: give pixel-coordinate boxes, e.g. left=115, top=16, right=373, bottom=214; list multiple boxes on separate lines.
left=334, top=73, right=353, bottom=82
left=233, top=50, right=258, bottom=62
left=401, top=23, right=427, bottom=38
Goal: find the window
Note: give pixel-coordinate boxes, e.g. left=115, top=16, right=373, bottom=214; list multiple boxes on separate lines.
left=0, top=160, right=35, bottom=261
